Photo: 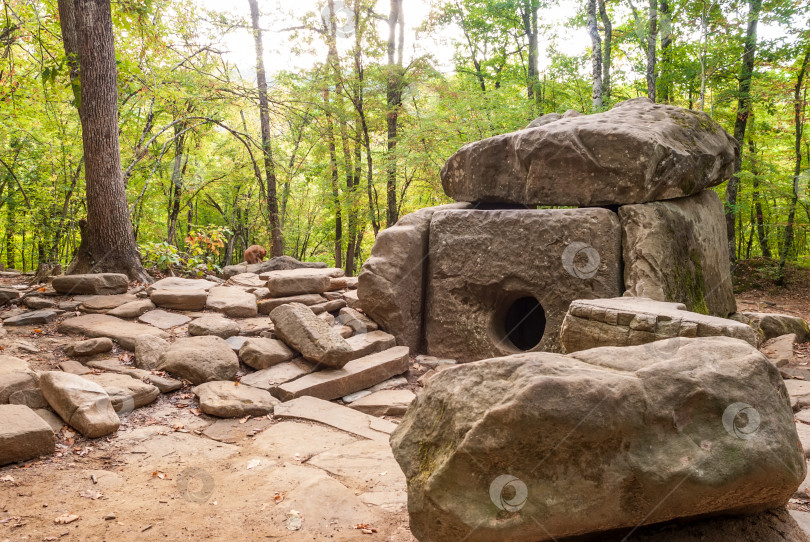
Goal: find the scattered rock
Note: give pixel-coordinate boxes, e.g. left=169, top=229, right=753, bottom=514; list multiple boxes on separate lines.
left=24, top=296, right=57, bottom=310
left=329, top=277, right=348, bottom=290
left=106, top=299, right=156, bottom=318
left=82, top=373, right=160, bottom=412
left=206, top=286, right=258, bottom=318
left=274, top=396, right=396, bottom=442
left=740, top=312, right=810, bottom=342
left=343, top=289, right=361, bottom=310
left=4, top=309, right=59, bottom=326
left=58, top=314, right=169, bottom=351
left=148, top=277, right=216, bottom=310
left=349, top=389, right=415, bottom=416
left=342, top=390, right=372, bottom=403
left=337, top=307, right=378, bottom=334
left=369, top=376, right=408, bottom=392
left=9, top=388, right=48, bottom=409
left=238, top=359, right=315, bottom=392
left=192, top=381, right=279, bottom=418
left=85, top=359, right=182, bottom=393
left=34, top=408, right=65, bottom=433
left=65, top=338, right=114, bottom=358
left=157, top=336, right=239, bottom=384
left=270, top=303, right=354, bottom=368
left=52, top=273, right=129, bottom=295
left=761, top=334, right=796, bottom=368
left=239, top=338, right=296, bottom=370
left=0, top=288, right=20, bottom=304
left=221, top=255, right=326, bottom=278
left=138, top=309, right=191, bottom=330
left=40, top=371, right=120, bottom=438
left=0, top=370, right=38, bottom=403
left=225, top=335, right=250, bottom=352
left=264, top=268, right=340, bottom=297
left=257, top=293, right=326, bottom=315
left=134, top=335, right=169, bottom=370
left=59, top=360, right=92, bottom=375
left=80, top=294, right=138, bottom=313
left=309, top=299, right=347, bottom=314
left=188, top=315, right=239, bottom=338
left=237, top=317, right=274, bottom=336
left=0, top=404, right=56, bottom=466
left=346, top=331, right=396, bottom=358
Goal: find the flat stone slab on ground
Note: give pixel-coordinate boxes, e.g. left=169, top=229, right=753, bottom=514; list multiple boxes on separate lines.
left=345, top=331, right=396, bottom=358
left=0, top=288, right=20, bottom=304
left=201, top=417, right=273, bottom=443
left=239, top=338, right=296, bottom=370
left=257, top=293, right=326, bottom=314
left=337, top=307, right=378, bottom=334
left=65, top=337, right=114, bottom=357
left=59, top=360, right=92, bottom=375
left=273, top=396, right=397, bottom=442
left=106, top=299, right=155, bottom=318
left=39, top=371, right=120, bottom=438
left=86, top=359, right=182, bottom=393
left=192, top=381, right=279, bottom=418
left=349, top=389, right=416, bottom=416
left=275, top=346, right=409, bottom=402
left=238, top=359, right=315, bottom=391
left=761, top=334, right=796, bottom=367
left=58, top=314, right=169, bottom=351
left=24, top=296, right=57, bottom=310
left=225, top=335, right=250, bottom=352
left=264, top=268, right=342, bottom=297
left=308, top=439, right=406, bottom=493
left=148, top=277, right=217, bottom=311
left=188, top=315, right=239, bottom=338
left=237, top=317, right=274, bottom=336
left=52, top=273, right=128, bottom=295
left=4, top=309, right=60, bottom=326
left=80, top=294, right=138, bottom=312
left=138, top=309, right=191, bottom=330
left=206, top=286, right=258, bottom=318
left=0, top=404, right=55, bottom=466
left=0, top=370, right=38, bottom=403
left=82, top=373, right=160, bottom=413
left=9, top=388, right=48, bottom=409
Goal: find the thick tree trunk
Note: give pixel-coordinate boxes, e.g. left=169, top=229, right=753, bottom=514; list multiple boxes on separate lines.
left=646, top=0, right=658, bottom=101
left=724, top=0, right=762, bottom=264
left=62, top=0, right=148, bottom=281
left=749, top=137, right=771, bottom=258
left=659, top=0, right=672, bottom=103
left=598, top=0, right=612, bottom=102
left=166, top=126, right=186, bottom=245
left=248, top=0, right=283, bottom=257
left=386, top=0, right=404, bottom=228
left=324, top=0, right=342, bottom=267
left=522, top=0, right=540, bottom=108
left=587, top=0, right=603, bottom=110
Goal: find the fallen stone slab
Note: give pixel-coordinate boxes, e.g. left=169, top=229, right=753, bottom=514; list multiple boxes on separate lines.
left=222, top=255, right=326, bottom=278
left=9, top=388, right=48, bottom=409
left=52, top=273, right=128, bottom=295
left=349, top=389, right=416, bottom=417
left=147, top=277, right=216, bottom=310
left=79, top=294, right=138, bottom=313
left=307, top=440, right=406, bottom=495
left=192, top=381, right=279, bottom=418
left=188, top=315, right=239, bottom=338
left=202, top=417, right=273, bottom=444
left=343, top=289, right=361, bottom=310
left=620, top=190, right=736, bottom=316
left=206, top=286, right=258, bottom=318
left=4, top=309, right=59, bottom=326
left=147, top=276, right=218, bottom=293
left=0, top=370, right=38, bottom=403
left=309, top=299, right=347, bottom=315
left=264, top=268, right=340, bottom=297
left=228, top=273, right=266, bottom=288
left=441, top=97, right=737, bottom=207
left=82, top=373, right=159, bottom=413
left=275, top=347, right=409, bottom=402
left=106, top=299, right=155, bottom=318
left=34, top=409, right=64, bottom=432
left=40, top=371, right=120, bottom=438
left=58, top=314, right=169, bottom=350
left=273, top=396, right=396, bottom=442
left=329, top=277, right=348, bottom=290
left=138, top=309, right=191, bottom=330
left=391, top=337, right=802, bottom=542
left=24, top=296, right=57, bottom=310
left=225, top=335, right=250, bottom=353
left=560, top=297, right=760, bottom=354
left=85, top=359, right=182, bottom=393
left=59, top=360, right=92, bottom=375
left=158, top=335, right=239, bottom=384
left=239, top=359, right=315, bottom=392
left=270, top=303, right=354, bottom=368
left=345, top=331, right=396, bottom=358
left=239, top=338, right=296, bottom=370
left=258, top=294, right=326, bottom=314
left=739, top=312, right=810, bottom=342
left=237, top=317, right=274, bottom=336
left=337, top=307, right=378, bottom=334
left=761, top=334, right=796, bottom=368
left=0, top=288, right=20, bottom=304
left=65, top=337, right=114, bottom=358
left=134, top=335, right=169, bottom=370
left=0, top=404, right=56, bottom=466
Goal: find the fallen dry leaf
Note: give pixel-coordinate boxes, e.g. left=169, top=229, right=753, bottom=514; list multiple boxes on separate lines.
left=54, top=514, right=79, bottom=525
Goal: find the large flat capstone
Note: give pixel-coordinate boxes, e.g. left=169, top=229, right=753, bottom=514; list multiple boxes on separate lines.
left=52, top=273, right=129, bottom=295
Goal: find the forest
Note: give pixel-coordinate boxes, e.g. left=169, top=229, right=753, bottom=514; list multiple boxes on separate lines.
left=1, top=0, right=809, bottom=280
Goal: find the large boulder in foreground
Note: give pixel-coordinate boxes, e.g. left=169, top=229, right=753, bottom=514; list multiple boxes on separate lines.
left=52, top=273, right=128, bottom=295
left=621, top=190, right=736, bottom=317
left=441, top=98, right=737, bottom=206
left=40, top=371, right=120, bottom=438
left=391, top=337, right=804, bottom=542
left=157, top=336, right=239, bottom=384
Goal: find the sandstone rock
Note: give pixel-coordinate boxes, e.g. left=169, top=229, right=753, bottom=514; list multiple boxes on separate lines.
left=148, top=277, right=216, bottom=310
left=0, top=371, right=38, bottom=403
left=337, top=307, right=378, bottom=334
left=426, top=208, right=623, bottom=359
left=0, top=405, right=55, bottom=465
left=58, top=314, right=168, bottom=350
left=59, top=360, right=92, bottom=375
left=346, top=331, right=396, bottom=358
left=270, top=303, right=354, bottom=368
left=358, top=204, right=470, bottom=351
left=239, top=359, right=315, bottom=392
left=9, top=388, right=48, bottom=409
left=157, top=336, right=239, bottom=384
left=80, top=294, right=138, bottom=313
left=221, top=255, right=326, bottom=278
left=134, top=334, right=169, bottom=370
left=225, top=335, right=250, bottom=352
left=106, top=299, right=155, bottom=318
left=52, top=273, right=128, bottom=295
left=273, top=396, right=396, bottom=442
left=274, top=346, right=410, bottom=402
left=82, top=373, right=159, bottom=413
left=309, top=299, right=347, bottom=314
left=40, top=371, right=120, bottom=438
left=4, top=309, right=59, bottom=326
left=761, top=334, right=797, bottom=368
left=65, top=337, right=114, bottom=357
left=147, top=276, right=218, bottom=293
left=349, top=389, right=415, bottom=416
left=239, top=338, right=296, bottom=370
left=391, top=338, right=803, bottom=542
left=206, top=286, right=258, bottom=318
left=621, top=190, right=736, bottom=316
left=740, top=312, right=810, bottom=342
left=138, top=309, right=191, bottom=330
left=264, top=268, right=340, bottom=297
left=345, top=276, right=358, bottom=289
left=237, top=317, right=274, bottom=336
left=560, top=297, right=760, bottom=354
left=329, top=277, right=348, bottom=290
left=257, top=293, right=326, bottom=314
left=24, top=296, right=57, bottom=310
left=85, top=359, right=182, bottom=393
left=0, top=288, right=20, bottom=304
left=441, top=97, right=737, bottom=206
left=188, top=315, right=239, bottom=338
left=228, top=273, right=266, bottom=288
left=192, top=381, right=279, bottom=418
left=337, top=325, right=353, bottom=338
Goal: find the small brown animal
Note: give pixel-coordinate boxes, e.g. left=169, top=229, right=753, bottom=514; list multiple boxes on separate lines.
left=244, top=245, right=267, bottom=265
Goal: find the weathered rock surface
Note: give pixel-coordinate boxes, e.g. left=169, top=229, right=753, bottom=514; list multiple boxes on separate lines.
left=441, top=98, right=737, bottom=206
left=274, top=346, right=410, bottom=402
left=238, top=338, right=296, bottom=370
left=157, top=336, right=239, bottom=384
left=761, top=334, right=796, bottom=367
left=9, top=388, right=48, bottom=409
left=106, top=299, right=155, bottom=318
left=137, top=309, right=191, bottom=330
left=85, top=359, right=182, bottom=393
left=739, top=312, right=810, bottom=342
left=391, top=337, right=803, bottom=542
left=80, top=294, right=138, bottom=312
left=264, top=268, right=341, bottom=297
left=148, top=277, right=216, bottom=310
left=82, top=373, right=160, bottom=412
left=192, top=381, right=279, bottom=418
left=239, top=359, right=314, bottom=392
left=134, top=335, right=169, bottom=370
left=188, top=315, right=239, bottom=338
left=270, top=303, right=353, bottom=368
left=346, top=331, right=397, bottom=358
left=0, top=370, right=38, bottom=404
left=65, top=337, right=114, bottom=357
left=237, top=317, right=274, bottom=336
left=274, top=396, right=396, bottom=442
left=24, top=296, right=57, bottom=310
left=40, top=371, right=120, bottom=438
left=58, top=314, right=169, bottom=350
left=337, top=307, right=378, bottom=334
left=221, top=255, right=326, bottom=278
left=59, top=360, right=92, bottom=375
left=257, top=293, right=325, bottom=315
left=0, top=288, right=20, bottom=304
left=560, top=297, right=760, bottom=354
left=621, top=190, right=736, bottom=316
left=0, top=404, right=55, bottom=465
left=4, top=309, right=59, bottom=326
left=349, top=389, right=415, bottom=417
left=426, top=208, right=623, bottom=359
left=358, top=204, right=470, bottom=352
left=206, top=286, right=258, bottom=318
left=52, top=273, right=129, bottom=295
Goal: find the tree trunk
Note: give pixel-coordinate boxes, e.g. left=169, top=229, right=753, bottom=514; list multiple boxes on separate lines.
left=749, top=136, right=771, bottom=258
left=522, top=0, right=540, bottom=109
left=61, top=0, right=148, bottom=281
left=166, top=126, right=186, bottom=245
left=324, top=0, right=342, bottom=267
left=659, top=0, right=672, bottom=103
left=587, top=0, right=603, bottom=110
left=724, top=0, right=762, bottom=264
left=248, top=0, right=283, bottom=257
left=598, top=0, right=612, bottom=102
left=646, top=0, right=658, bottom=101
left=386, top=0, right=404, bottom=228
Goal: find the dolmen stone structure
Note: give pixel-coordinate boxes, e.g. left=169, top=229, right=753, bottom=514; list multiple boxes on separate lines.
left=359, top=98, right=741, bottom=362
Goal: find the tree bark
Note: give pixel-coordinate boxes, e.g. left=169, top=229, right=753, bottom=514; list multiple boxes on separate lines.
left=646, top=0, right=658, bottom=101
left=748, top=136, right=771, bottom=258
left=61, top=0, right=148, bottom=281
left=724, top=0, right=762, bottom=264
left=598, top=0, right=612, bottom=102
left=659, top=0, right=672, bottom=103
left=324, top=0, right=342, bottom=267
left=587, top=0, right=603, bottom=110
left=386, top=0, right=404, bottom=228
left=521, top=0, right=540, bottom=109
left=248, top=0, right=283, bottom=257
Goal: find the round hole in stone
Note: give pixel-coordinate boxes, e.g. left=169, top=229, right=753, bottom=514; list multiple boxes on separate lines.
left=502, top=296, right=546, bottom=351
